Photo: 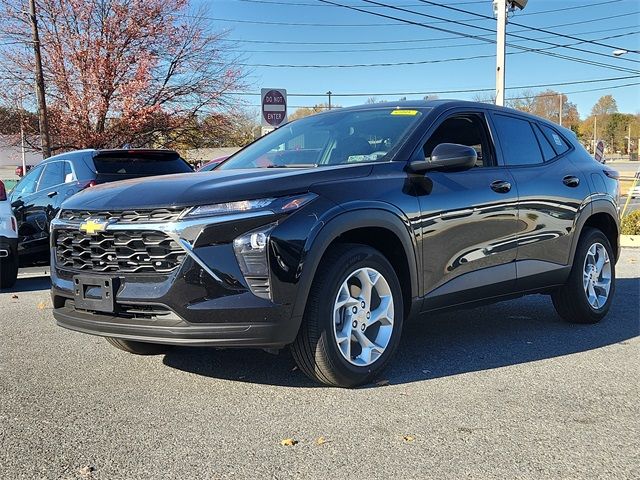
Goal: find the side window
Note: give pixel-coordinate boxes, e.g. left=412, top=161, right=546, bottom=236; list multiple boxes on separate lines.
left=492, top=114, right=543, bottom=166
left=63, top=161, right=76, bottom=183
left=540, top=124, right=571, bottom=156
left=37, top=161, right=65, bottom=191
left=423, top=113, right=494, bottom=167
left=532, top=124, right=556, bottom=162
left=11, top=165, right=44, bottom=199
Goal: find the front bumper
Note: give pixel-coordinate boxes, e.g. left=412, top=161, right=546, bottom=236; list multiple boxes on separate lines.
left=50, top=210, right=307, bottom=348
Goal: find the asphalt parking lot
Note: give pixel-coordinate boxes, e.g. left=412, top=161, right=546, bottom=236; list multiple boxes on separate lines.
left=1, top=251, right=638, bottom=480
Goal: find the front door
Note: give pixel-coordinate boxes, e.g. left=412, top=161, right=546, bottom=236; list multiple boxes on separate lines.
left=412, top=111, right=520, bottom=310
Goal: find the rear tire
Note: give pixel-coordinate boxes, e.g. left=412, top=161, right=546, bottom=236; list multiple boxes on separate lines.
left=0, top=255, right=18, bottom=289
left=105, top=337, right=171, bottom=355
left=291, top=243, right=404, bottom=388
left=552, top=227, right=615, bottom=324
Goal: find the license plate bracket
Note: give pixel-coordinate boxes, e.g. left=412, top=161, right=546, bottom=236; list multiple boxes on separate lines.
left=73, top=275, right=118, bottom=313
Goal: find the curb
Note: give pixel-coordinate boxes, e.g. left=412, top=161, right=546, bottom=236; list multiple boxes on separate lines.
left=620, top=235, right=640, bottom=248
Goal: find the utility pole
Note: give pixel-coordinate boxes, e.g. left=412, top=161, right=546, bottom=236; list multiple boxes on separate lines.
left=593, top=116, right=597, bottom=153
left=495, top=0, right=507, bottom=106
left=28, top=0, right=51, bottom=159
left=628, top=124, right=632, bottom=156
left=327, top=91, right=332, bottom=110
left=558, top=94, right=563, bottom=126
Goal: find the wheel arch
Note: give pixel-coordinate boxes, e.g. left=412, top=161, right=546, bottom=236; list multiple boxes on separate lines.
left=290, top=208, right=420, bottom=327
left=571, top=198, right=620, bottom=264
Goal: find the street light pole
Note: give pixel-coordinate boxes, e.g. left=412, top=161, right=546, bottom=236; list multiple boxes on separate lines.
left=495, top=0, right=507, bottom=106
left=28, top=0, right=51, bottom=159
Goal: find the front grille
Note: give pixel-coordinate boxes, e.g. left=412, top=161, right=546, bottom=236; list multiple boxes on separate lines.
left=59, top=208, right=184, bottom=224
left=56, top=229, right=186, bottom=274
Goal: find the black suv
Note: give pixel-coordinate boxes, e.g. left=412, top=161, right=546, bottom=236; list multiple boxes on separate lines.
left=10, top=149, right=192, bottom=264
left=51, top=101, right=620, bottom=387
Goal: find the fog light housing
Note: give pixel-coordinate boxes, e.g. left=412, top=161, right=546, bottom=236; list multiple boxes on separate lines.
left=233, top=224, right=275, bottom=299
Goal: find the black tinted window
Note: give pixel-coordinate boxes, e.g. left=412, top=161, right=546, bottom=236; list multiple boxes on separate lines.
left=423, top=114, right=493, bottom=167
left=93, top=152, right=193, bottom=175
left=532, top=124, right=556, bottom=162
left=493, top=115, right=543, bottom=166
left=540, top=124, right=571, bottom=155
left=38, top=161, right=65, bottom=190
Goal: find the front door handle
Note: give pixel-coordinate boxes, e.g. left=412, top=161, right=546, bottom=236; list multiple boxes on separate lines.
left=563, top=175, right=580, bottom=187
left=47, top=191, right=58, bottom=198
left=490, top=180, right=511, bottom=193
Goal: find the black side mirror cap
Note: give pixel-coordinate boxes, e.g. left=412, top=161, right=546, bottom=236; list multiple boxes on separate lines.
left=408, top=143, right=477, bottom=173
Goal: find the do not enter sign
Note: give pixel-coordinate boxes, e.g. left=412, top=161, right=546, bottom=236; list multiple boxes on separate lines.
left=261, top=88, right=287, bottom=127
left=595, top=140, right=605, bottom=163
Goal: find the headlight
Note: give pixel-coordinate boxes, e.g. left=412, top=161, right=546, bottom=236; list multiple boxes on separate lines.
left=186, top=193, right=317, bottom=218
left=233, top=224, right=275, bottom=300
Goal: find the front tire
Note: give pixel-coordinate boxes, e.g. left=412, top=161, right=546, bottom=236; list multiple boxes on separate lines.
left=292, top=243, right=404, bottom=388
left=105, top=337, right=170, bottom=355
left=552, top=227, right=615, bottom=324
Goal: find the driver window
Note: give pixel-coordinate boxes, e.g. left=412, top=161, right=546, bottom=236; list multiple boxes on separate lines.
left=423, top=114, right=493, bottom=167
left=11, top=164, right=44, bottom=199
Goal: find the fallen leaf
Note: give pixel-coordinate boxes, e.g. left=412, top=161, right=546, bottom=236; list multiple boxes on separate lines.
left=37, top=301, right=47, bottom=310
left=316, top=436, right=328, bottom=445
left=78, top=466, right=94, bottom=478
left=280, top=438, right=298, bottom=446
left=403, top=435, right=415, bottom=442
left=375, top=379, right=390, bottom=387
left=11, top=295, right=18, bottom=299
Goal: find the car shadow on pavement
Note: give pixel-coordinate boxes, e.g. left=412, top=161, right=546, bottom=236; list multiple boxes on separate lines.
left=162, top=277, right=639, bottom=388
left=2, top=276, right=51, bottom=293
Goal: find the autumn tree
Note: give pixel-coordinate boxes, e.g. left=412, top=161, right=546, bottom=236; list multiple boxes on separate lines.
left=288, top=103, right=336, bottom=121
left=591, top=95, right=618, bottom=116
left=0, top=0, right=245, bottom=153
left=508, top=89, right=580, bottom=132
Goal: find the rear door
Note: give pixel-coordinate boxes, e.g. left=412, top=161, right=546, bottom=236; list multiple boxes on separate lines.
left=414, top=109, right=520, bottom=310
left=490, top=113, right=591, bottom=289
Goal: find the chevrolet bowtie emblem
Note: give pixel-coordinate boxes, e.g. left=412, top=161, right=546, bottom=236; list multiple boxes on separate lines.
left=79, top=218, right=109, bottom=235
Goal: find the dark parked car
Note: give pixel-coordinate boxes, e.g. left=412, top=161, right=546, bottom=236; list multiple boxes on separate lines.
left=50, top=101, right=620, bottom=387
left=10, top=149, right=193, bottom=264
left=197, top=156, right=229, bottom=172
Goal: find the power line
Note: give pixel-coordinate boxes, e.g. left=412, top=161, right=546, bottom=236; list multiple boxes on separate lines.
left=221, top=21, right=638, bottom=45
left=226, top=74, right=640, bottom=97
left=310, top=0, right=640, bottom=74
left=236, top=0, right=488, bottom=6
left=360, top=0, right=639, bottom=65
left=235, top=31, right=636, bottom=55
left=240, top=81, right=640, bottom=109
left=416, top=0, right=640, bottom=54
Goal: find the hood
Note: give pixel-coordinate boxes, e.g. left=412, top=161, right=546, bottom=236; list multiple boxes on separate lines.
left=61, top=164, right=373, bottom=211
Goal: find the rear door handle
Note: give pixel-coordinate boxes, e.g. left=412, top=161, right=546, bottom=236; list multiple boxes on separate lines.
left=563, top=175, right=580, bottom=187
left=47, top=191, right=58, bottom=198
left=490, top=180, right=511, bottom=193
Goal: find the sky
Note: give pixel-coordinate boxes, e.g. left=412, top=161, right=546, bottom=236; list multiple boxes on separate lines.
left=199, top=0, right=640, bottom=117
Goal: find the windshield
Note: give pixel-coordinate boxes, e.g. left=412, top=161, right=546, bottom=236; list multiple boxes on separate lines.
left=218, top=107, right=426, bottom=170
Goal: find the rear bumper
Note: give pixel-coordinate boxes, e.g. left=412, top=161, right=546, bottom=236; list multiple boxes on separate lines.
left=0, top=237, right=17, bottom=258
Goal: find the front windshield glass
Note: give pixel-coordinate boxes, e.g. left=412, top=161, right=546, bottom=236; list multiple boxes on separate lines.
left=218, top=107, right=427, bottom=170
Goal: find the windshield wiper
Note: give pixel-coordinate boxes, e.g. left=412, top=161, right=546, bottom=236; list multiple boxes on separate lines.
left=266, top=164, right=318, bottom=168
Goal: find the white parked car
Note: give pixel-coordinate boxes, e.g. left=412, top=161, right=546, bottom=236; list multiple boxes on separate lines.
left=0, top=180, right=19, bottom=288
left=629, top=184, right=640, bottom=199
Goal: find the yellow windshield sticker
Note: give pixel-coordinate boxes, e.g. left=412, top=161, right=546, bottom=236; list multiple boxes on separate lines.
left=391, top=109, right=419, bottom=116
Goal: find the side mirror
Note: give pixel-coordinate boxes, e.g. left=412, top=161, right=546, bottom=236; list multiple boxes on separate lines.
left=408, top=143, right=477, bottom=173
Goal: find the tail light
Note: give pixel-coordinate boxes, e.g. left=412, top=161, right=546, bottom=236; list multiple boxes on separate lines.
left=78, top=179, right=97, bottom=189
left=0, top=180, right=6, bottom=201
left=11, top=217, right=17, bottom=232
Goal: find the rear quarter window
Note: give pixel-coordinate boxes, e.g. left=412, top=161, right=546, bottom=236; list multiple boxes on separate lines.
left=540, top=124, right=571, bottom=156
